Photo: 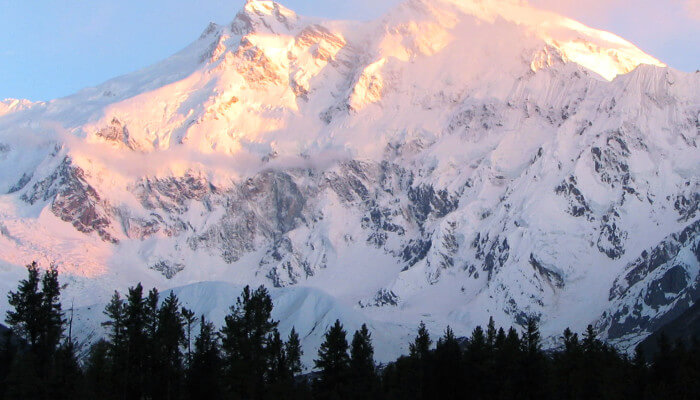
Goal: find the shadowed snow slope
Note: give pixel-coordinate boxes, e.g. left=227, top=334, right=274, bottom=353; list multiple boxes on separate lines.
left=0, top=0, right=697, bottom=358
left=71, top=281, right=413, bottom=368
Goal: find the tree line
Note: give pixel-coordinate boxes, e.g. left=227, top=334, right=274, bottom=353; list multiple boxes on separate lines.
left=1, top=262, right=698, bottom=399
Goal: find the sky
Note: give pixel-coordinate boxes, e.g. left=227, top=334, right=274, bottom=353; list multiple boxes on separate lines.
left=0, top=0, right=698, bottom=101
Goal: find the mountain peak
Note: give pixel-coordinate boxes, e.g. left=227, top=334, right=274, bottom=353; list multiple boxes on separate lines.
left=232, top=0, right=300, bottom=35
left=0, top=98, right=35, bottom=117
left=381, top=0, right=664, bottom=80
left=0, top=0, right=696, bottom=363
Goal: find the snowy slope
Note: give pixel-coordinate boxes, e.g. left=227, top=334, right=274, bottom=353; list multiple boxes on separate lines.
left=0, top=0, right=697, bottom=357
left=71, top=281, right=414, bottom=367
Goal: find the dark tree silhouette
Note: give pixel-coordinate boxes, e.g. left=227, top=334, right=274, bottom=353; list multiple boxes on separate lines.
left=220, top=285, right=279, bottom=399
left=3, top=264, right=700, bottom=400
left=187, top=315, right=223, bottom=400
left=349, top=323, right=377, bottom=399
left=315, top=319, right=351, bottom=399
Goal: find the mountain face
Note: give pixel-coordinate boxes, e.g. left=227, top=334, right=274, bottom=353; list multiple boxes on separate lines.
left=0, top=0, right=698, bottom=358
left=637, top=298, right=700, bottom=359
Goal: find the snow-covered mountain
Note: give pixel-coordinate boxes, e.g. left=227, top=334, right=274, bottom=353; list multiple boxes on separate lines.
left=0, top=0, right=697, bottom=359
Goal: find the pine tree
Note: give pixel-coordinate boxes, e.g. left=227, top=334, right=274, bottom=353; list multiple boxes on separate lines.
left=486, top=317, right=498, bottom=350
left=123, top=283, right=148, bottom=399
left=5, top=262, right=66, bottom=398
left=562, top=327, right=579, bottom=352
left=505, top=326, right=521, bottom=351
left=3, top=351, right=41, bottom=400
left=649, top=332, right=674, bottom=398
left=494, top=327, right=506, bottom=350
left=187, top=315, right=223, bottom=400
left=102, top=291, right=126, bottom=346
left=6, top=262, right=43, bottom=347
left=101, top=290, right=127, bottom=399
left=554, top=327, right=583, bottom=400
left=49, top=340, right=83, bottom=400
left=314, top=319, right=350, bottom=399
left=469, top=325, right=487, bottom=352
left=221, top=285, right=279, bottom=399
left=143, top=287, right=160, bottom=399
left=267, top=329, right=292, bottom=398
left=409, top=321, right=431, bottom=360
left=465, top=325, right=488, bottom=398
left=493, top=327, right=522, bottom=399
left=0, top=326, right=17, bottom=399
left=181, top=306, right=195, bottom=367
left=285, top=327, right=303, bottom=377
left=520, top=317, right=546, bottom=400
left=405, top=321, right=433, bottom=400
left=39, top=265, right=63, bottom=355
left=349, top=324, right=377, bottom=400
left=630, top=344, right=648, bottom=399
left=522, top=316, right=541, bottom=355
left=486, top=316, right=497, bottom=348
left=434, top=326, right=462, bottom=400
left=579, top=324, right=605, bottom=399
left=84, top=339, right=113, bottom=400
left=144, top=288, right=159, bottom=341
left=582, top=324, right=600, bottom=353
left=156, top=291, right=185, bottom=400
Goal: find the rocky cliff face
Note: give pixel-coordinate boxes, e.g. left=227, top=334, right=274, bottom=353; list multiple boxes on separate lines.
left=0, top=0, right=697, bottom=351
left=598, top=220, right=699, bottom=347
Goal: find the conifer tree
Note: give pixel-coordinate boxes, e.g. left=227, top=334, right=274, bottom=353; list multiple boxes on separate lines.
left=221, top=285, right=279, bottom=399
left=349, top=323, right=377, bottom=400
left=50, top=340, right=83, bottom=400
left=520, top=317, right=546, bottom=399
left=84, top=339, right=112, bottom=400
left=554, top=327, right=582, bottom=400
left=434, top=326, right=462, bottom=400
left=582, top=324, right=601, bottom=353
left=562, top=327, right=579, bottom=352
left=405, top=321, right=433, bottom=400
left=4, top=263, right=44, bottom=398
left=314, top=319, right=351, bottom=399
left=630, top=344, right=648, bottom=399
left=522, top=316, right=542, bottom=355
left=123, top=283, right=148, bottom=399
left=181, top=306, right=195, bottom=367
left=143, top=287, right=160, bottom=399
left=102, top=291, right=126, bottom=346
left=5, top=262, right=66, bottom=398
left=468, top=325, right=487, bottom=353
left=101, top=290, right=127, bottom=399
left=580, top=324, right=604, bottom=399
left=6, top=262, right=43, bottom=348
left=649, top=332, right=674, bottom=397
left=144, top=288, right=159, bottom=341
left=493, top=327, right=522, bottom=399
left=156, top=291, right=185, bottom=400
left=0, top=326, right=17, bottom=399
left=465, top=325, right=488, bottom=398
left=38, top=265, right=63, bottom=365
left=494, top=326, right=507, bottom=350
left=486, top=316, right=497, bottom=348
left=187, top=315, right=223, bottom=400
left=3, top=351, right=41, bottom=400
left=505, top=326, right=521, bottom=351
left=285, top=327, right=303, bottom=377
left=267, top=329, right=293, bottom=398
left=409, top=321, right=431, bottom=360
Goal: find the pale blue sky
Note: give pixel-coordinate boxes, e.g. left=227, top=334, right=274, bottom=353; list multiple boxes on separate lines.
left=1, top=0, right=698, bottom=101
